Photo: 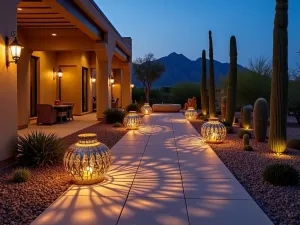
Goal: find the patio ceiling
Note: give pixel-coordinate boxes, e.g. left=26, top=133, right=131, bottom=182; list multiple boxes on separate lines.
left=17, top=0, right=76, bottom=29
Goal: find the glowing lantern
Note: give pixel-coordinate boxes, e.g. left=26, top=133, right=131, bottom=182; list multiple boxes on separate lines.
left=123, top=111, right=142, bottom=129
left=185, top=107, right=198, bottom=120
left=63, top=133, right=111, bottom=185
left=141, top=103, right=152, bottom=115
left=201, top=118, right=226, bottom=143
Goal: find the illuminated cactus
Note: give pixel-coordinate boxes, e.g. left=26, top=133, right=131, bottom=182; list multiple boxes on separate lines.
left=208, top=30, right=216, bottom=118
left=201, top=50, right=208, bottom=115
left=241, top=106, right=251, bottom=129
left=254, top=98, right=269, bottom=142
left=268, top=0, right=289, bottom=154
left=225, top=36, right=238, bottom=125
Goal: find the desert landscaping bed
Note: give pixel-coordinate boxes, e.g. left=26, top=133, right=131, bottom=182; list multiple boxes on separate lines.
left=191, top=120, right=300, bottom=225
left=0, top=122, right=127, bottom=225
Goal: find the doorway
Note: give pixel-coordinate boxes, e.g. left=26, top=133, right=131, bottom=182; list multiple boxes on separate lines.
left=30, top=56, right=38, bottom=117
left=82, top=67, right=88, bottom=113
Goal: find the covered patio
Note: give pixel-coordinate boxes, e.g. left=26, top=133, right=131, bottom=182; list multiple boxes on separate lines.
left=0, top=0, right=132, bottom=162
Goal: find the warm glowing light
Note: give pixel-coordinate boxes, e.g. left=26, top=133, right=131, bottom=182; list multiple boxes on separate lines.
left=110, top=78, right=115, bottom=84
left=185, top=107, right=198, bottom=121
left=201, top=118, right=226, bottom=143
left=131, top=84, right=134, bottom=88
left=52, top=33, right=57, bottom=36
left=141, top=103, right=152, bottom=115
left=112, top=84, right=115, bottom=87
left=63, top=133, right=111, bottom=185
left=9, top=36, right=23, bottom=63
left=17, top=8, right=22, bottom=11
left=91, top=77, right=96, bottom=83
left=58, top=68, right=63, bottom=78
left=123, top=111, right=142, bottom=129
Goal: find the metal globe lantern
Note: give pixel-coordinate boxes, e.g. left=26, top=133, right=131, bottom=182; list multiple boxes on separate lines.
left=123, top=111, right=142, bottom=130
left=141, top=103, right=152, bottom=115
left=185, top=107, right=198, bottom=120
left=63, top=133, right=111, bottom=185
left=201, top=118, right=226, bottom=143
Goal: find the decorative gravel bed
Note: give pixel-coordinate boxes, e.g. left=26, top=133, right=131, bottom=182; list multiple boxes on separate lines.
left=191, top=120, right=300, bottom=225
left=0, top=122, right=127, bottom=225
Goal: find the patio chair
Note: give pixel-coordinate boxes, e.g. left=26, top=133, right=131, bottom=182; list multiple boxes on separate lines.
left=111, top=98, right=119, bottom=109
left=37, top=104, right=57, bottom=125
left=62, top=102, right=75, bottom=120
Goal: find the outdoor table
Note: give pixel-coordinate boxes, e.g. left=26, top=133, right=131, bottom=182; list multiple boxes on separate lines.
left=52, top=105, right=72, bottom=122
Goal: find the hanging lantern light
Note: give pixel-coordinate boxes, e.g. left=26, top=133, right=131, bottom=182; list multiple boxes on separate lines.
left=123, top=111, right=142, bottom=129
left=63, top=133, right=111, bottom=185
left=91, top=77, right=96, bottom=83
left=58, top=68, right=63, bottom=78
left=201, top=118, right=226, bottom=143
left=6, top=31, right=23, bottom=67
left=141, top=103, right=152, bottom=115
left=185, top=107, right=198, bottom=120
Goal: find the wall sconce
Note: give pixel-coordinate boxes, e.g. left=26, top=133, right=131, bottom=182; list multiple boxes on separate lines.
left=58, top=68, right=63, bottom=78
left=91, top=77, right=96, bottom=83
left=131, top=84, right=134, bottom=88
left=109, top=74, right=115, bottom=86
left=6, top=31, right=23, bottom=67
left=53, top=68, right=63, bottom=80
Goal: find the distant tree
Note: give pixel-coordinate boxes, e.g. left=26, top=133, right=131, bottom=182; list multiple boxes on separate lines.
left=133, top=53, right=165, bottom=103
left=248, top=56, right=272, bottom=77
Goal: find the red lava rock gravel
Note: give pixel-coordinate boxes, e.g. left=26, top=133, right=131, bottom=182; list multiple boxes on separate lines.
left=191, top=120, right=300, bottom=225
left=0, top=122, right=127, bottom=225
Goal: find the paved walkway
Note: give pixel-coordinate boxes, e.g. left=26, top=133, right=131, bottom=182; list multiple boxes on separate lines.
left=32, top=113, right=273, bottom=225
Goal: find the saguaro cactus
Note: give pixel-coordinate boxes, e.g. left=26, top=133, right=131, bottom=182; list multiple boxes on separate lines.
left=254, top=98, right=269, bottom=142
left=269, top=0, right=289, bottom=154
left=221, top=96, right=227, bottom=122
left=225, top=36, right=238, bottom=125
left=201, top=50, right=208, bottom=115
left=208, top=30, right=216, bottom=118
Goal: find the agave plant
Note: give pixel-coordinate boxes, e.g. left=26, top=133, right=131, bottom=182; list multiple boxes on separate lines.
left=17, top=131, right=65, bottom=167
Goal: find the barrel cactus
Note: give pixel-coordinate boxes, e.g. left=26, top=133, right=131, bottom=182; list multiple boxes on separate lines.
left=201, top=50, right=208, bottom=115
left=269, top=0, right=289, bottom=154
left=241, top=106, right=251, bottom=129
left=243, top=134, right=250, bottom=146
left=208, top=30, right=216, bottom=118
left=221, top=96, right=227, bottom=122
left=254, top=98, right=269, bottom=142
left=225, top=36, right=238, bottom=126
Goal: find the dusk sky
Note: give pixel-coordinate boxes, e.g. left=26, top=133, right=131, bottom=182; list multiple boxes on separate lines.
left=96, top=0, right=300, bottom=69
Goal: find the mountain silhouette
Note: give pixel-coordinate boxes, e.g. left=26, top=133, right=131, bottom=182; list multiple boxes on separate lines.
left=132, top=52, right=247, bottom=87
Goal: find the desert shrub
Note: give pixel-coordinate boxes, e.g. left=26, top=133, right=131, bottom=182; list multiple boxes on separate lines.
left=238, top=129, right=252, bottom=139
left=17, top=131, right=65, bottom=167
left=263, top=163, right=299, bottom=186
left=12, top=168, right=31, bottom=183
left=243, top=145, right=253, bottom=151
left=104, top=109, right=125, bottom=124
left=113, top=122, right=123, bottom=128
left=126, top=103, right=141, bottom=113
left=287, top=139, right=300, bottom=150
left=226, top=126, right=234, bottom=134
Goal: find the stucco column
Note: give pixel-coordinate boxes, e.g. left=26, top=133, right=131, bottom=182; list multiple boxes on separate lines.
left=17, top=49, right=33, bottom=129
left=0, top=0, right=20, bottom=161
left=121, top=63, right=132, bottom=108
left=95, top=51, right=112, bottom=119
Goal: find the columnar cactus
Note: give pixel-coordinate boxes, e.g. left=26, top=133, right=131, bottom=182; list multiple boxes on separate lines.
left=243, top=134, right=250, bottom=146
left=242, top=106, right=251, bottom=129
left=225, top=36, right=238, bottom=125
left=269, top=0, right=289, bottom=154
left=201, top=50, right=208, bottom=115
left=254, top=98, right=269, bottom=142
left=208, top=30, right=216, bottom=118
left=221, top=96, right=227, bottom=122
